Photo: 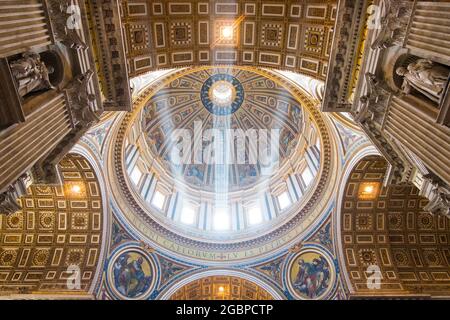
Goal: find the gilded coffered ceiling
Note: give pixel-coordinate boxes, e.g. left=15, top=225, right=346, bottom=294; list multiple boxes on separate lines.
left=0, top=154, right=104, bottom=297
left=1, top=0, right=450, bottom=304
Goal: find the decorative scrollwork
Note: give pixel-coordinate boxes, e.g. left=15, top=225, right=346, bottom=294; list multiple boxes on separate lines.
left=422, top=174, right=450, bottom=217
left=66, top=70, right=100, bottom=127
left=46, top=0, right=88, bottom=50
left=371, top=0, right=413, bottom=50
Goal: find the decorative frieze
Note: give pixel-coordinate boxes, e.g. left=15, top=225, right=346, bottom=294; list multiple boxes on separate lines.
left=322, top=0, right=370, bottom=112
left=84, top=0, right=132, bottom=111
left=355, top=73, right=391, bottom=125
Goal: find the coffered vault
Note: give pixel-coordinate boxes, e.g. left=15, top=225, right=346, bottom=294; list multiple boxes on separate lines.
left=120, top=0, right=337, bottom=80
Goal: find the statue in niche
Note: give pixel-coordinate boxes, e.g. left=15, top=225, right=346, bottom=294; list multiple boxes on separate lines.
left=9, top=52, right=55, bottom=97
left=396, top=59, right=449, bottom=104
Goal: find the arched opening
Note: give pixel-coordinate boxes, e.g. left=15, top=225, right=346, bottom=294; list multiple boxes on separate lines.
left=169, top=275, right=274, bottom=300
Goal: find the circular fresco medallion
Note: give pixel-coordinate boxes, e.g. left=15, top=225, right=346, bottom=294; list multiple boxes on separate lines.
left=201, top=74, right=244, bottom=115
left=107, top=246, right=157, bottom=300
left=286, top=248, right=336, bottom=300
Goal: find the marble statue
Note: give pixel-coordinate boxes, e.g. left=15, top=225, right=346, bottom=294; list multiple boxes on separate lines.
left=396, top=59, right=449, bottom=104
left=9, top=52, right=55, bottom=97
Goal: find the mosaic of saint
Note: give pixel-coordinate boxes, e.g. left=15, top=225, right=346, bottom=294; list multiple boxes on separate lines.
left=289, top=251, right=332, bottom=299
left=112, top=251, right=154, bottom=298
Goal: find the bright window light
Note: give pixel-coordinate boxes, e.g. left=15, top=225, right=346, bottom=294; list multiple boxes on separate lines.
left=316, top=138, right=321, bottom=150
left=302, top=167, right=314, bottom=186
left=211, top=81, right=234, bottom=106
left=213, top=208, right=231, bottom=231
left=278, top=192, right=292, bottom=211
left=151, top=191, right=166, bottom=210
left=221, top=26, right=233, bottom=39
left=247, top=205, right=263, bottom=225
left=130, top=166, right=142, bottom=185
left=180, top=205, right=196, bottom=225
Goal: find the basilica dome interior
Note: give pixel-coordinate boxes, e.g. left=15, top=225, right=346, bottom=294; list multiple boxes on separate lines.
left=0, top=0, right=449, bottom=301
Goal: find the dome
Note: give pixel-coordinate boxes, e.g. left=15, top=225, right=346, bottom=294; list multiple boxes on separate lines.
left=140, top=68, right=306, bottom=192
left=109, top=66, right=337, bottom=262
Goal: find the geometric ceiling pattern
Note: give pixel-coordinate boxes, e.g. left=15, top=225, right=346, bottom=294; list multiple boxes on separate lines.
left=0, top=154, right=103, bottom=297
left=341, top=156, right=450, bottom=297
left=121, top=0, right=336, bottom=80
left=169, top=276, right=274, bottom=300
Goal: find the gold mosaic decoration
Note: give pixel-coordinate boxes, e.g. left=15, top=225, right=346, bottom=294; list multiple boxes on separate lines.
left=0, top=154, right=103, bottom=296
left=341, top=156, right=450, bottom=296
